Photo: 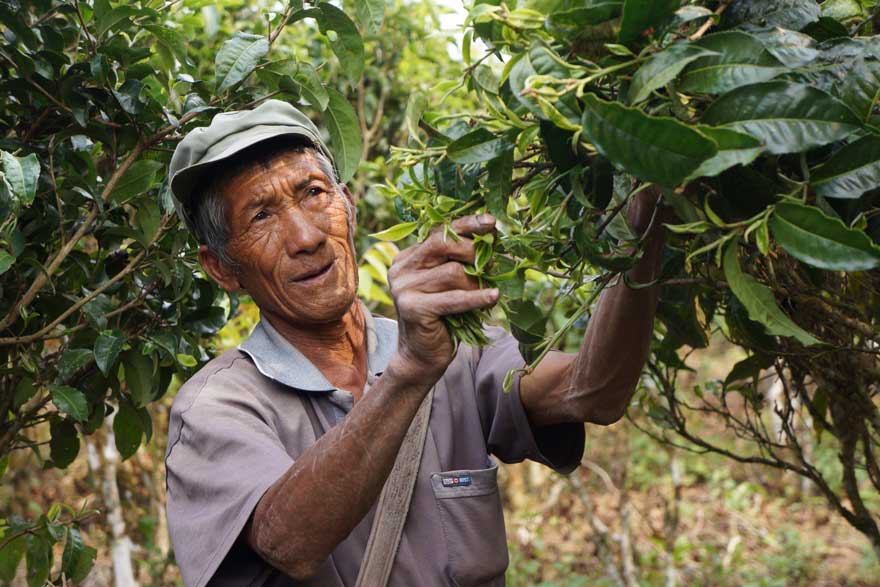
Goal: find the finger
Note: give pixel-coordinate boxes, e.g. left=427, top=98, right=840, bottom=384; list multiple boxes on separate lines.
left=414, top=232, right=477, bottom=267
left=412, top=262, right=481, bottom=294
left=418, top=287, right=500, bottom=317
left=390, top=262, right=478, bottom=296
left=448, top=213, right=496, bottom=238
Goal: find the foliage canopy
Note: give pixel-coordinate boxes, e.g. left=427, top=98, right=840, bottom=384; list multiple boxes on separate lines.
left=378, top=0, right=880, bottom=559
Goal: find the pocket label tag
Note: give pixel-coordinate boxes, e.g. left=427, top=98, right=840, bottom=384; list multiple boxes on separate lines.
left=441, top=475, right=472, bottom=488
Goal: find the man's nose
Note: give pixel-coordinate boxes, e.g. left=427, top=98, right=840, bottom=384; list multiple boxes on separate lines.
left=280, top=207, right=325, bottom=255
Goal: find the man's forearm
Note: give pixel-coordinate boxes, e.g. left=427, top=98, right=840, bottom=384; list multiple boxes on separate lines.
left=247, top=356, right=431, bottom=580
left=567, top=227, right=665, bottom=424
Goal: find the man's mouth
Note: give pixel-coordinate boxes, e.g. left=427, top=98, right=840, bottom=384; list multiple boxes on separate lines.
left=292, top=260, right=335, bottom=284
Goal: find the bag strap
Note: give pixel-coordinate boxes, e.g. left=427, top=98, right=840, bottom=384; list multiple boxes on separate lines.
left=301, top=393, right=324, bottom=441
left=355, top=388, right=434, bottom=587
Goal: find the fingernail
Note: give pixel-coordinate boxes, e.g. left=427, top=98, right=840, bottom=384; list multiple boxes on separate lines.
left=488, top=288, right=499, bottom=299
left=479, top=213, right=495, bottom=225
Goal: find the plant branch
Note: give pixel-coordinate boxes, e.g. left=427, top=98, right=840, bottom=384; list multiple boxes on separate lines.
left=688, top=1, right=729, bottom=41
left=0, top=219, right=170, bottom=345
left=0, top=142, right=147, bottom=332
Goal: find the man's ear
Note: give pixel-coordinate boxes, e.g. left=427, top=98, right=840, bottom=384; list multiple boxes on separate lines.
left=199, top=245, right=242, bottom=292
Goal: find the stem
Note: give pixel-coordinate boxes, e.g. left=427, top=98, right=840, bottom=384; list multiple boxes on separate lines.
left=0, top=218, right=170, bottom=345
left=688, top=1, right=729, bottom=42
left=576, top=58, right=643, bottom=97
left=0, top=142, right=147, bottom=332
left=524, top=274, right=614, bottom=373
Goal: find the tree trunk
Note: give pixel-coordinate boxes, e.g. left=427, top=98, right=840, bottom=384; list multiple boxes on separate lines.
left=86, top=412, right=139, bottom=587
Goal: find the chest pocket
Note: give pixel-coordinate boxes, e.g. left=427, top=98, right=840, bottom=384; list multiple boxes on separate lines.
left=431, top=461, right=508, bottom=586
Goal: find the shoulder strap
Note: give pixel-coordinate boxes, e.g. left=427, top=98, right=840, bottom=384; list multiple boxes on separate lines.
left=300, top=393, right=324, bottom=440
left=355, top=388, right=434, bottom=587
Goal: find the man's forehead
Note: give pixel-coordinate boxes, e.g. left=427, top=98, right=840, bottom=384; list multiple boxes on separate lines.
left=224, top=150, right=333, bottom=200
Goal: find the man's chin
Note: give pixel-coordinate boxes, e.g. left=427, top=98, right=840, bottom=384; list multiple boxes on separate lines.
left=278, top=288, right=358, bottom=325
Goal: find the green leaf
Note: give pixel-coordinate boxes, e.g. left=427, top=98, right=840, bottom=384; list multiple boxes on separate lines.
left=505, top=299, right=547, bottom=345
left=144, top=24, right=189, bottom=66
left=0, top=250, right=15, bottom=276
left=13, top=375, right=35, bottom=410
left=176, top=353, right=197, bottom=368
left=50, top=385, right=88, bottom=422
left=547, top=2, right=623, bottom=29
left=769, top=200, right=880, bottom=271
left=724, top=353, right=774, bottom=388
left=837, top=57, right=880, bottom=123
left=701, top=81, right=861, bottom=155
left=628, top=43, right=719, bottom=104
left=619, top=0, right=681, bottom=43
left=722, top=241, right=821, bottom=345
left=751, top=28, right=818, bottom=68
left=447, top=129, right=512, bottom=164
left=123, top=350, right=155, bottom=407
left=49, top=417, right=80, bottom=468
left=95, top=5, right=140, bottom=38
left=316, top=4, right=365, bottom=83
left=324, top=89, right=363, bottom=183
left=25, top=534, right=50, bottom=587
left=355, top=0, right=384, bottom=34
left=294, top=62, right=329, bottom=111
left=486, top=149, right=514, bottom=220
left=723, top=0, right=821, bottom=30
left=0, top=533, right=26, bottom=582
left=109, top=160, right=162, bottom=203
left=56, top=349, right=93, bottom=382
left=680, top=31, right=786, bottom=95
left=137, top=199, right=162, bottom=242
left=214, top=32, right=270, bottom=93
left=112, top=79, right=145, bottom=116
left=472, top=64, right=500, bottom=94
left=94, top=331, right=125, bottom=377
left=812, top=135, right=880, bottom=200
left=687, top=127, right=764, bottom=180
left=370, top=221, right=419, bottom=242
left=113, top=400, right=144, bottom=460
left=820, top=0, right=863, bottom=21
left=508, top=51, right=541, bottom=117
left=581, top=94, right=717, bottom=187
left=404, top=92, right=428, bottom=141
left=61, top=528, right=96, bottom=582
left=1, top=151, right=40, bottom=205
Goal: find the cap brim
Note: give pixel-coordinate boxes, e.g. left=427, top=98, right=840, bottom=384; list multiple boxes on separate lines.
left=170, top=126, right=332, bottom=212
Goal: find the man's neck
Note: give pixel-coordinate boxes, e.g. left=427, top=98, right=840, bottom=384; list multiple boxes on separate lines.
left=264, top=303, right=369, bottom=398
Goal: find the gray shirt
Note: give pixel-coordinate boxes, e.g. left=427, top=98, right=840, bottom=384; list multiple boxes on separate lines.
left=165, top=311, right=585, bottom=587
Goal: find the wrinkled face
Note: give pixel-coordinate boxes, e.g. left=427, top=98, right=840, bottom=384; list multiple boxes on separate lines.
left=221, top=150, right=358, bottom=325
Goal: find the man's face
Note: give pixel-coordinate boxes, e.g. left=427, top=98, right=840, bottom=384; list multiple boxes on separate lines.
left=219, top=150, right=358, bottom=325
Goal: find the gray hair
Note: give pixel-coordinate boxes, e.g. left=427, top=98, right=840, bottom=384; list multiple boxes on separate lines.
left=189, top=137, right=339, bottom=268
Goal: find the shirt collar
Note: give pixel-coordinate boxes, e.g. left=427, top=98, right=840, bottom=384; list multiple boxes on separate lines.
left=238, top=302, right=398, bottom=393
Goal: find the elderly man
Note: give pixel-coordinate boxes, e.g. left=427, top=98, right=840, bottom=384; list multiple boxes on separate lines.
left=164, top=100, right=664, bottom=587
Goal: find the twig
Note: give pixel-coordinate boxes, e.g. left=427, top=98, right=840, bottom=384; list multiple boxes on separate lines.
left=0, top=219, right=170, bottom=345
left=0, top=142, right=147, bottom=332
left=72, top=0, right=97, bottom=53
left=240, top=90, right=281, bottom=110
left=688, top=1, right=729, bottom=41
left=268, top=5, right=296, bottom=45
left=595, top=196, right=630, bottom=239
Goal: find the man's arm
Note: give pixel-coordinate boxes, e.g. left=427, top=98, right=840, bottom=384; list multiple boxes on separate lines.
left=246, top=215, right=498, bottom=580
left=520, top=186, right=666, bottom=427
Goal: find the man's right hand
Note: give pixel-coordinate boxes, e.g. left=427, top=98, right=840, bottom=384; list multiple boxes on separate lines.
left=387, top=213, right=500, bottom=384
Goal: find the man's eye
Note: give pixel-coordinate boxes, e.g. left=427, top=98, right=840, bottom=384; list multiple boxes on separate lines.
left=253, top=210, right=269, bottom=222
left=306, top=186, right=323, bottom=197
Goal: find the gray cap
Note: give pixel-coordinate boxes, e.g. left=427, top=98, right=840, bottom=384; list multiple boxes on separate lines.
left=168, top=99, right=334, bottom=228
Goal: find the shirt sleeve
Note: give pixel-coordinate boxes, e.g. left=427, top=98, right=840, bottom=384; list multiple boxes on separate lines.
left=471, top=327, right=585, bottom=474
left=164, top=358, right=295, bottom=587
